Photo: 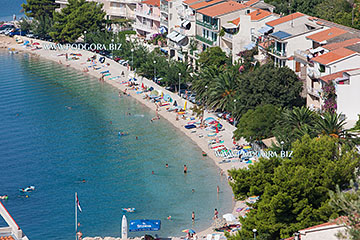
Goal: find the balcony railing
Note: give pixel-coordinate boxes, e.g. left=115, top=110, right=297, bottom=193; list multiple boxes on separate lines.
left=196, top=35, right=214, bottom=46
left=185, top=15, right=195, bottom=21
left=268, top=46, right=287, bottom=57
left=134, top=23, right=159, bottom=33
left=222, top=32, right=233, bottom=42
left=160, top=18, right=168, bottom=26
left=135, top=9, right=160, bottom=21
left=160, top=5, right=168, bottom=12
left=196, top=20, right=218, bottom=31
left=307, top=87, right=321, bottom=98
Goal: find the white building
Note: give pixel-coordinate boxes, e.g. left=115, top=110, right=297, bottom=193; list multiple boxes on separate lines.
left=55, top=0, right=140, bottom=20
left=134, top=0, right=161, bottom=39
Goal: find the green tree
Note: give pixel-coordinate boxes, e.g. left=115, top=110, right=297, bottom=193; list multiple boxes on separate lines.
left=32, top=15, right=54, bottom=38
left=234, top=104, right=280, bottom=141
left=352, top=114, right=360, bottom=130
left=197, top=46, right=229, bottom=69
left=234, top=63, right=304, bottom=116
left=191, top=66, right=221, bottom=104
left=229, top=135, right=359, bottom=240
left=19, top=17, right=32, bottom=32
left=50, top=0, right=106, bottom=43
left=22, top=0, right=58, bottom=20
left=329, top=176, right=360, bottom=239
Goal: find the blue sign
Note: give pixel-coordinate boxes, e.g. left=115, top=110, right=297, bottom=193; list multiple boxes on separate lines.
left=129, top=220, right=161, bottom=232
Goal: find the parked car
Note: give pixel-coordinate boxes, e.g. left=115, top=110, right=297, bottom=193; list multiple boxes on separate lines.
left=26, top=32, right=34, bottom=38
left=9, top=29, right=28, bottom=37
left=0, top=27, right=14, bottom=34
left=114, top=57, right=122, bottom=62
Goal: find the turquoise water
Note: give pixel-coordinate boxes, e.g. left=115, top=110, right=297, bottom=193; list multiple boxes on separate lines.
left=0, top=52, right=233, bottom=239
left=0, top=0, right=26, bottom=21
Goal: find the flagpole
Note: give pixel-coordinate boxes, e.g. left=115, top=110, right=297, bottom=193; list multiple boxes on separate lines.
left=75, top=192, right=78, bottom=240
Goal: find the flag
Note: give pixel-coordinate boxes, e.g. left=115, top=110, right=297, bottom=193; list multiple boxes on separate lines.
left=76, top=193, right=82, bottom=212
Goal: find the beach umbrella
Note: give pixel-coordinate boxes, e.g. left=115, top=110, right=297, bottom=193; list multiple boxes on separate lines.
left=122, top=215, right=128, bottom=240
left=129, top=220, right=161, bottom=232
left=184, top=100, right=187, bottom=110
left=141, top=83, right=145, bottom=89
left=151, top=90, right=158, bottom=96
left=33, top=42, right=40, bottom=45
left=182, top=229, right=196, bottom=234
left=204, top=117, right=215, bottom=122
left=222, top=214, right=236, bottom=223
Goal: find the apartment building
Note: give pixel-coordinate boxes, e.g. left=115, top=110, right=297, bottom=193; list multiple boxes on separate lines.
left=224, top=8, right=278, bottom=62
left=55, top=0, right=140, bottom=20
left=258, top=12, right=325, bottom=68
left=134, top=0, right=161, bottom=39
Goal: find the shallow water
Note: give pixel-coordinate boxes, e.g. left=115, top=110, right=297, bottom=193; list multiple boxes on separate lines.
left=0, top=52, right=233, bottom=239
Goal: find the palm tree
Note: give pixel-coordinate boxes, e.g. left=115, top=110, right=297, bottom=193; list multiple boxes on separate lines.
left=282, top=106, right=316, bottom=129
left=207, top=69, right=240, bottom=111
left=191, top=66, right=220, bottom=105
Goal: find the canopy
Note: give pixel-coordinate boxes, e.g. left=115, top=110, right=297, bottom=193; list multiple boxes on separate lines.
left=151, top=90, right=159, bottom=96
left=167, top=31, right=178, bottom=40
left=173, top=34, right=186, bottom=43
left=181, top=20, right=191, bottom=29
left=204, top=117, right=215, bottom=122
left=129, top=220, right=161, bottom=232
left=222, top=23, right=237, bottom=29
left=222, top=213, right=236, bottom=222
left=258, top=25, right=273, bottom=34
left=271, top=30, right=292, bottom=40
left=244, top=42, right=256, bottom=50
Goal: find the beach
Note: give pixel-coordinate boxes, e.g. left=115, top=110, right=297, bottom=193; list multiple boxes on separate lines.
left=1, top=35, right=250, bottom=239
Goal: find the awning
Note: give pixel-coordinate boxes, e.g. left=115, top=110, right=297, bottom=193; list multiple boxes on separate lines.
left=309, top=47, right=325, bottom=54
left=222, top=22, right=237, bottom=29
left=271, top=30, right=292, bottom=40
left=160, top=48, right=168, bottom=53
left=181, top=20, right=191, bottom=28
left=173, top=33, right=186, bottom=43
left=159, top=26, right=168, bottom=34
left=167, top=31, right=178, bottom=41
left=244, top=42, right=256, bottom=50
left=258, top=25, right=273, bottom=34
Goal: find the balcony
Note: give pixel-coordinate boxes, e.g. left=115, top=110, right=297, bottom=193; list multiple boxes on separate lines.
left=196, top=20, right=218, bottom=31
left=307, top=67, right=322, bottom=79
left=185, top=14, right=195, bottom=21
left=108, top=8, right=127, bottom=17
left=307, top=87, right=321, bottom=98
left=222, top=33, right=233, bottom=42
left=196, top=35, right=214, bottom=46
left=160, top=5, right=169, bottom=12
left=268, top=46, right=287, bottom=58
left=160, top=18, right=168, bottom=26
left=135, top=9, right=160, bottom=21
left=133, top=23, right=159, bottom=33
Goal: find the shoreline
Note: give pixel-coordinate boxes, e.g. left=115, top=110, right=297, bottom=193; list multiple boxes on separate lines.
left=2, top=36, right=249, bottom=239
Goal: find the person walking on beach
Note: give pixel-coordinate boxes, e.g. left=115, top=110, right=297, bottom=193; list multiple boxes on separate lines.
left=184, top=165, right=188, bottom=174
left=192, top=211, right=195, bottom=222
left=66, top=53, right=68, bottom=61
left=214, top=209, right=218, bottom=219
left=217, top=186, right=220, bottom=194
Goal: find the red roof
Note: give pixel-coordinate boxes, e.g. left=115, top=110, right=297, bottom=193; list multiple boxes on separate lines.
left=266, top=12, right=305, bottom=27
left=248, top=9, right=272, bottom=21
left=243, top=0, right=260, bottom=6
left=319, top=68, right=360, bottom=83
left=142, top=0, right=160, bottom=6
left=306, top=27, right=348, bottom=43
left=299, top=217, right=347, bottom=232
left=323, top=38, right=360, bottom=51
left=183, top=0, right=200, bottom=5
left=311, top=47, right=356, bottom=65
left=197, top=1, right=246, bottom=17
left=190, top=0, right=224, bottom=10
left=232, top=17, right=240, bottom=26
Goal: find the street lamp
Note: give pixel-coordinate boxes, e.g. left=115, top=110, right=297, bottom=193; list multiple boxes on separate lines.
left=233, top=99, right=237, bottom=127
left=111, top=39, right=114, bottom=59
left=131, top=48, right=134, bottom=71
left=84, top=30, right=87, bottom=43
left=281, top=141, right=284, bottom=152
left=178, top=72, right=181, bottom=96
left=253, top=229, right=257, bottom=240
left=204, top=85, right=208, bottom=110
left=153, top=60, right=156, bottom=81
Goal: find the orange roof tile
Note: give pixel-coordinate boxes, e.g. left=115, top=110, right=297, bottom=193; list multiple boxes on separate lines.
left=197, top=1, right=246, bottom=17
left=232, top=17, right=240, bottom=26
left=142, top=0, right=160, bottom=6
left=312, top=47, right=356, bottom=65
left=323, top=38, right=360, bottom=51
left=306, top=27, right=348, bottom=43
left=299, top=217, right=347, bottom=232
left=183, top=0, right=200, bottom=5
left=190, top=0, right=224, bottom=10
left=243, top=0, right=260, bottom=6
left=266, top=12, right=305, bottom=27
left=319, top=68, right=360, bottom=83
left=248, top=9, right=272, bottom=21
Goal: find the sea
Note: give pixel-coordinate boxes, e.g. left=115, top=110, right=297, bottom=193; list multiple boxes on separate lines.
left=0, top=0, right=26, bottom=22
left=0, top=52, right=233, bottom=239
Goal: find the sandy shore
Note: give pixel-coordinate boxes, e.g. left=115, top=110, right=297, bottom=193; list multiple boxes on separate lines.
left=2, top=36, right=250, bottom=239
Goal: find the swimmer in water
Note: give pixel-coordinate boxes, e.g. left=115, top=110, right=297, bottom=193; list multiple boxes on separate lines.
left=82, top=179, right=86, bottom=183
left=152, top=171, right=155, bottom=174
left=136, top=136, right=138, bottom=140
left=192, top=189, right=195, bottom=193
left=166, top=163, right=168, bottom=168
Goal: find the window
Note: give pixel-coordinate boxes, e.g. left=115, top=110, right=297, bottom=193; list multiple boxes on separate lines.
left=319, top=64, right=326, bottom=73
left=246, top=9, right=250, bottom=14
left=170, top=2, right=173, bottom=8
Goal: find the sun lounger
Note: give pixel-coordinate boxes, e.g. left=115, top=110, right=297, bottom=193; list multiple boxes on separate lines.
left=207, top=234, right=212, bottom=240
left=100, top=70, right=109, bottom=74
